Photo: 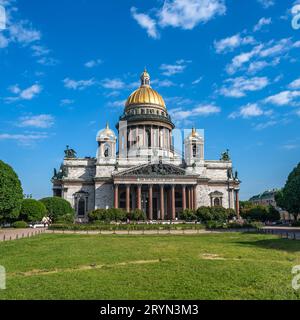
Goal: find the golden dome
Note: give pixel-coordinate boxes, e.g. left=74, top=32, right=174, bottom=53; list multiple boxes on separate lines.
left=125, top=69, right=166, bottom=109
left=98, top=123, right=116, bottom=140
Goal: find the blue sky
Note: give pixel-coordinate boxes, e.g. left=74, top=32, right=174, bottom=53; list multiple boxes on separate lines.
left=0, top=0, right=300, bottom=200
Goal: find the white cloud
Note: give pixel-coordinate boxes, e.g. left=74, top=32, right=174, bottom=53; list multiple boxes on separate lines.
left=131, top=0, right=226, bottom=38
left=20, top=84, right=41, bottom=100
left=257, top=0, right=275, bottom=8
left=36, top=56, right=58, bottom=66
left=288, top=78, right=300, bottom=89
left=0, top=33, right=9, bottom=48
left=158, top=0, right=226, bottom=30
left=131, top=7, right=159, bottom=39
left=264, top=90, right=300, bottom=106
left=0, top=132, right=49, bottom=146
left=17, top=114, right=55, bottom=128
left=5, top=84, right=42, bottom=102
left=254, top=120, right=277, bottom=130
left=101, top=78, right=125, bottom=90
left=170, top=103, right=220, bottom=121
left=248, top=57, right=280, bottom=73
left=193, top=104, right=221, bottom=115
left=84, top=59, right=103, bottom=68
left=226, top=38, right=297, bottom=74
left=226, top=44, right=263, bottom=74
left=107, top=100, right=126, bottom=108
left=63, top=78, right=95, bottom=90
left=229, top=103, right=265, bottom=119
left=8, top=20, right=41, bottom=44
left=219, top=76, right=269, bottom=98
left=31, top=45, right=50, bottom=57
left=214, top=34, right=255, bottom=54
left=151, top=79, right=176, bottom=87
left=160, top=60, right=190, bottom=76
left=253, top=17, right=272, bottom=32
left=60, top=99, right=74, bottom=106
left=192, top=77, right=203, bottom=85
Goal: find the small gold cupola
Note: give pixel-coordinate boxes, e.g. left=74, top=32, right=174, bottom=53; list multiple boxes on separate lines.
left=140, top=68, right=151, bottom=87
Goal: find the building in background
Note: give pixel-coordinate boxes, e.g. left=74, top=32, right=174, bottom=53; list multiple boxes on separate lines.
left=249, top=189, right=290, bottom=221
left=52, top=70, right=241, bottom=222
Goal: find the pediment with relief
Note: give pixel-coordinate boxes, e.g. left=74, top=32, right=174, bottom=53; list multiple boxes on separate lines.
left=115, top=163, right=186, bottom=177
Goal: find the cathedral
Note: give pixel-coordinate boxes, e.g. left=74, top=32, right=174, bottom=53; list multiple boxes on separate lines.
left=52, top=70, right=241, bottom=221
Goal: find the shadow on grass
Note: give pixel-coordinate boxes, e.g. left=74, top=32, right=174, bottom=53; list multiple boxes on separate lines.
left=236, top=238, right=300, bottom=253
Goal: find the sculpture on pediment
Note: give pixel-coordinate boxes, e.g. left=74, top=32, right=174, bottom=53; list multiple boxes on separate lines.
left=221, top=149, right=231, bottom=161
left=123, top=163, right=186, bottom=176
left=64, top=145, right=77, bottom=159
left=234, top=170, right=239, bottom=180
left=227, top=167, right=233, bottom=180
left=52, top=165, right=68, bottom=180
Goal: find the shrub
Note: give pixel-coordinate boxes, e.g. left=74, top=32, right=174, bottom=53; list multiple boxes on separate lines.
left=107, top=208, right=127, bottom=222
left=20, top=199, right=47, bottom=222
left=12, top=221, right=28, bottom=229
left=88, top=209, right=107, bottom=222
left=196, top=207, right=213, bottom=222
left=39, top=197, right=74, bottom=222
left=88, top=208, right=126, bottom=222
left=0, top=160, right=23, bottom=222
left=180, top=209, right=196, bottom=221
left=196, top=206, right=231, bottom=223
left=56, top=213, right=75, bottom=224
left=128, top=209, right=146, bottom=221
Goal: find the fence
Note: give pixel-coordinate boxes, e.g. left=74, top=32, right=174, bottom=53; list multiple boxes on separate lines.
left=0, top=229, right=46, bottom=242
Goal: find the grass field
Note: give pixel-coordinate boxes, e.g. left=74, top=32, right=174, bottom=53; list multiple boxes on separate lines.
left=0, top=233, right=299, bottom=300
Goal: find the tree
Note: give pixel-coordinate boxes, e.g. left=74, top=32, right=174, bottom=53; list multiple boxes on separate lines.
left=88, top=209, right=107, bottom=222
left=276, top=163, right=300, bottom=221
left=0, top=160, right=23, bottom=222
left=20, top=199, right=47, bottom=222
left=129, top=209, right=146, bottom=221
left=40, top=197, right=74, bottom=222
left=195, top=207, right=212, bottom=222
left=241, top=205, right=280, bottom=222
left=180, top=209, right=196, bottom=221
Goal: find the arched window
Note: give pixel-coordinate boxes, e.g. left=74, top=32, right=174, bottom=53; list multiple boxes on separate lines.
left=104, top=143, right=111, bottom=158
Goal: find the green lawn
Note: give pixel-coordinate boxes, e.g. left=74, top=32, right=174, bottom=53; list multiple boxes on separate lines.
left=0, top=233, right=299, bottom=300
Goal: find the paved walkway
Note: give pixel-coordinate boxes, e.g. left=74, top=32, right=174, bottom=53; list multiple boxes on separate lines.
left=261, top=226, right=300, bottom=240
left=0, top=228, right=46, bottom=241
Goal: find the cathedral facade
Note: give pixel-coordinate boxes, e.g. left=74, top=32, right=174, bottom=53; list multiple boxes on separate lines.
left=52, top=70, right=241, bottom=221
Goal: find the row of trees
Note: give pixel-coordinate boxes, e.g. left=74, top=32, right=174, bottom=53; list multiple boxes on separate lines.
left=275, top=162, right=300, bottom=222
left=0, top=159, right=74, bottom=224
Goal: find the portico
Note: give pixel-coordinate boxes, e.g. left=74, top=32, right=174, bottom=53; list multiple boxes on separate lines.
left=113, top=181, right=197, bottom=220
